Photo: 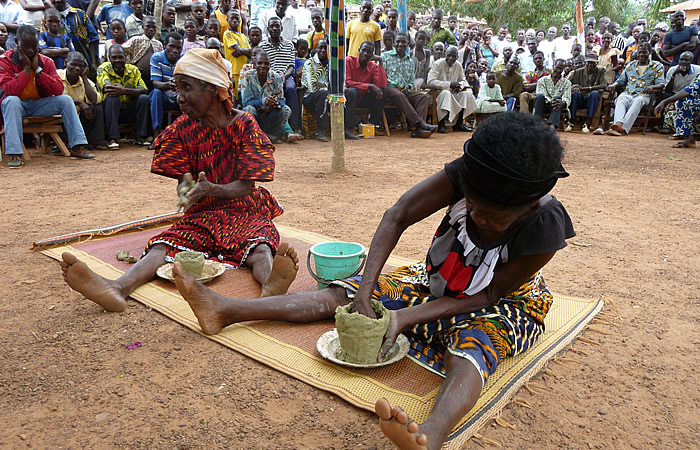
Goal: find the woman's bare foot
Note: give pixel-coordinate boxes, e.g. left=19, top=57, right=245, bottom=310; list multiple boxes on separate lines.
left=172, top=261, right=230, bottom=335
left=60, top=252, right=127, bottom=312
left=260, top=242, right=299, bottom=297
left=375, top=398, right=429, bottom=450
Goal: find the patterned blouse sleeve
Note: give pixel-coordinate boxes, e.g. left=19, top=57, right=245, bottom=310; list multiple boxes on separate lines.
left=150, top=116, right=193, bottom=179
left=235, top=112, right=276, bottom=182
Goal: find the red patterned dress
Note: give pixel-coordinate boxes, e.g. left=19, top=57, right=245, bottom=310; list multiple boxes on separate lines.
left=144, top=111, right=283, bottom=267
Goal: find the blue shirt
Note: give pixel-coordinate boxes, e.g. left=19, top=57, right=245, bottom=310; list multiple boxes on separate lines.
left=150, top=50, right=178, bottom=96
left=97, top=3, right=133, bottom=39
left=39, top=31, right=74, bottom=69
left=663, top=26, right=699, bottom=66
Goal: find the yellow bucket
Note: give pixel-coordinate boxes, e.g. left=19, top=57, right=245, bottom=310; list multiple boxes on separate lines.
left=360, top=123, right=375, bottom=139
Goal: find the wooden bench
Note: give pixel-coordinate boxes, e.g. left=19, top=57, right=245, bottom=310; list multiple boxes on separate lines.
left=0, top=115, right=69, bottom=161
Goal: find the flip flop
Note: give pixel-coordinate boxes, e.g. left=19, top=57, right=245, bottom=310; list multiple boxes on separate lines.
left=672, top=141, right=696, bottom=148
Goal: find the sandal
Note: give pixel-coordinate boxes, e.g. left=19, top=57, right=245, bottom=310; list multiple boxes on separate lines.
left=667, top=135, right=684, bottom=140
left=672, top=141, right=696, bottom=148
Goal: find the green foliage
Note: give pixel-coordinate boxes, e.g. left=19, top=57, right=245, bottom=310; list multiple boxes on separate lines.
left=398, top=0, right=651, bottom=30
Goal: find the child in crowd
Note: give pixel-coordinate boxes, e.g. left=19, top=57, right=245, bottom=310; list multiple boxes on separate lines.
left=97, top=0, right=133, bottom=40
left=477, top=58, right=490, bottom=85
left=39, top=9, right=74, bottom=69
left=247, top=25, right=262, bottom=48
left=182, top=17, right=205, bottom=53
left=294, top=38, right=308, bottom=84
left=412, top=29, right=430, bottom=89
left=222, top=9, right=251, bottom=96
left=206, top=18, right=220, bottom=40
left=306, top=8, right=325, bottom=50
left=476, top=71, right=507, bottom=113
left=563, top=58, right=574, bottom=77
left=571, top=43, right=582, bottom=59
left=0, top=23, right=7, bottom=54
left=123, top=15, right=163, bottom=87
left=465, top=60, right=480, bottom=96
left=103, top=19, right=128, bottom=61
left=382, top=29, right=394, bottom=52
left=125, top=0, right=145, bottom=38
left=190, top=1, right=208, bottom=36
left=159, top=4, right=183, bottom=44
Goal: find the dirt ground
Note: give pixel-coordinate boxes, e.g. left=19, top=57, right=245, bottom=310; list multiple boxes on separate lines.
left=1, top=128, right=698, bottom=449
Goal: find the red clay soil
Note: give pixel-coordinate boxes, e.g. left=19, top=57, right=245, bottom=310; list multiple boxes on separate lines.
left=0, top=129, right=698, bottom=448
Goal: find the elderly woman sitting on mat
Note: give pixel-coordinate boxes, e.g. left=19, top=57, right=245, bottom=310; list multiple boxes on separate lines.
left=60, top=48, right=299, bottom=312
left=172, top=112, right=575, bottom=449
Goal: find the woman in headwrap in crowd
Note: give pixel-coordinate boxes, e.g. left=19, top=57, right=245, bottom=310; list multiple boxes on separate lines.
left=171, top=112, right=575, bottom=449
left=59, top=48, right=299, bottom=313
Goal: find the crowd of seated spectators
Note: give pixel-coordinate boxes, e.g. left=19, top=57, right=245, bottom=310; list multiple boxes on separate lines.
left=2, top=0, right=699, bottom=168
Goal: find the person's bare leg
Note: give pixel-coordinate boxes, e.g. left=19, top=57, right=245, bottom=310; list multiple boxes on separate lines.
left=375, top=351, right=483, bottom=450
left=246, top=242, right=299, bottom=297
left=172, top=261, right=348, bottom=334
left=60, top=244, right=168, bottom=312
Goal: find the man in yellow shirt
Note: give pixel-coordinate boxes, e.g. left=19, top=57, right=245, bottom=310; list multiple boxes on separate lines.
left=58, top=51, right=107, bottom=150
left=346, top=0, right=381, bottom=57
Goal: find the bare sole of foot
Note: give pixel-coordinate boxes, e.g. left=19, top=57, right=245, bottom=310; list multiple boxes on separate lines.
left=375, top=398, right=429, bottom=450
left=60, top=252, right=127, bottom=312
left=260, top=242, right=299, bottom=297
left=172, top=261, right=229, bottom=335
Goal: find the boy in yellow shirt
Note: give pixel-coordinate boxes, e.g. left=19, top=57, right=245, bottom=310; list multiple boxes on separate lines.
left=222, top=9, right=251, bottom=95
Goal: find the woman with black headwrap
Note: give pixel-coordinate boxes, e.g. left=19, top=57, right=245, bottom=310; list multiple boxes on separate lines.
left=172, top=112, right=575, bottom=449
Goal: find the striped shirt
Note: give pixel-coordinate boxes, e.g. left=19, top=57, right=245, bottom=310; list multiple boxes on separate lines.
left=260, top=38, right=295, bottom=77
left=150, top=51, right=177, bottom=83
left=301, top=53, right=328, bottom=97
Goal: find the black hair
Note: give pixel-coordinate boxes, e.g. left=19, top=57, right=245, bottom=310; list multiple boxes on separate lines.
left=415, top=29, right=428, bottom=39
left=183, top=17, right=198, bottom=26
left=395, top=31, right=408, bottom=41
left=16, top=24, right=38, bottom=41
left=639, top=31, right=651, bottom=40
left=165, top=31, right=183, bottom=45
left=44, top=8, right=61, bottom=18
left=383, top=30, right=395, bottom=39
left=533, top=50, right=544, bottom=57
left=472, top=112, right=564, bottom=181
left=387, top=8, right=397, bottom=15
left=448, top=14, right=457, bottom=21
left=110, top=18, right=126, bottom=28
left=65, top=51, right=85, bottom=64
left=248, top=25, right=262, bottom=33
left=295, top=38, right=308, bottom=48
left=360, top=40, right=374, bottom=49
left=638, top=42, right=652, bottom=52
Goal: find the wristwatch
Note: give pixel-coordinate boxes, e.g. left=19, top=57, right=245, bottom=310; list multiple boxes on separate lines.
left=34, top=67, right=43, bottom=76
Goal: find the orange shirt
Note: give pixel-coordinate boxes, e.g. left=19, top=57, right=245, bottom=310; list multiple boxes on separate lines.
left=19, top=72, right=40, bottom=100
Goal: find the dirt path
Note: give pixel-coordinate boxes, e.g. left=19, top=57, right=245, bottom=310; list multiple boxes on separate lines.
left=0, top=130, right=698, bottom=448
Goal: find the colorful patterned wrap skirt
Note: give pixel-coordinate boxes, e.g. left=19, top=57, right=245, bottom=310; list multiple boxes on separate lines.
left=331, top=262, right=553, bottom=385
left=143, top=186, right=283, bottom=267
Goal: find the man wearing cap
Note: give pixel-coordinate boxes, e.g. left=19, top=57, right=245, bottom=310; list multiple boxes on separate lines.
left=565, top=53, right=607, bottom=133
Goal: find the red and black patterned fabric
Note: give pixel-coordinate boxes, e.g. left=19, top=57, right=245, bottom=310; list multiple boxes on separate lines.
left=144, top=112, right=283, bottom=267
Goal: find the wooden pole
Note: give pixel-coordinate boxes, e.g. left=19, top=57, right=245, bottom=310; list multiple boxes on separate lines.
left=330, top=102, right=345, bottom=172
left=154, top=0, right=164, bottom=40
